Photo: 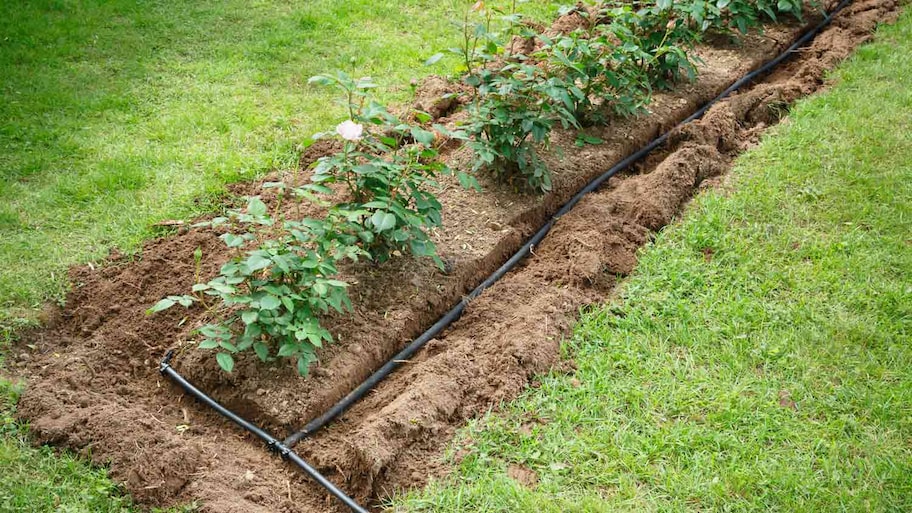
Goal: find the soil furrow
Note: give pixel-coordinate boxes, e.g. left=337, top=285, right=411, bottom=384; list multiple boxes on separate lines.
left=159, top=20, right=801, bottom=433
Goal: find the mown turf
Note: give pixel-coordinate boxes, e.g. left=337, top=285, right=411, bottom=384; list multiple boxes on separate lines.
left=0, top=0, right=561, bottom=328
left=395, top=9, right=912, bottom=513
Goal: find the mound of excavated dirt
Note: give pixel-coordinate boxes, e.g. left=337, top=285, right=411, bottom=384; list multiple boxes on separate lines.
left=8, top=1, right=899, bottom=511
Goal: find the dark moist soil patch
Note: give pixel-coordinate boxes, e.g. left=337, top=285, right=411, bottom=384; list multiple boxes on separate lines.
left=8, top=1, right=899, bottom=511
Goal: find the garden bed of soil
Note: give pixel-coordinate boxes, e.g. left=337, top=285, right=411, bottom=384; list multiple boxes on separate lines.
left=5, top=0, right=900, bottom=511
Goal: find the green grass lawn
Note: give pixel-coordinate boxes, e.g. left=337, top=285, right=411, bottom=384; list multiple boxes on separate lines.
left=395, top=9, right=912, bottom=513
left=0, top=0, right=561, bottom=330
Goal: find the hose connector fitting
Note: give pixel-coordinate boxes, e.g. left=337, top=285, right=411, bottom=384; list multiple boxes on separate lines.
left=159, top=350, right=175, bottom=375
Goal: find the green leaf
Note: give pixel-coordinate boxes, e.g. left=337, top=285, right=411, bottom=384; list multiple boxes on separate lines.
left=199, top=339, right=219, bottom=350
left=657, top=0, right=672, bottom=9
left=244, top=323, right=262, bottom=339
left=371, top=211, right=396, bottom=232
left=410, top=238, right=436, bottom=257
left=424, top=53, right=445, bottom=66
left=297, top=355, right=312, bottom=376
left=457, top=172, right=482, bottom=192
left=411, top=127, right=436, bottom=146
left=307, top=75, right=334, bottom=86
left=355, top=77, right=378, bottom=89
left=236, top=334, right=254, bottom=351
left=278, top=343, right=297, bottom=357
left=208, top=281, right=236, bottom=295
left=260, top=295, right=282, bottom=310
left=220, top=233, right=245, bottom=248
left=271, top=253, right=291, bottom=273
left=199, top=324, right=223, bottom=338
left=216, top=353, right=235, bottom=373
left=263, top=284, right=285, bottom=295
left=575, top=133, right=604, bottom=147
left=246, top=197, right=268, bottom=217
left=353, top=164, right=379, bottom=175
left=776, top=0, right=792, bottom=11
left=254, top=342, right=269, bottom=362
left=241, top=310, right=259, bottom=325
left=281, top=295, right=295, bottom=314
left=207, top=278, right=237, bottom=295
left=245, top=253, right=271, bottom=272
left=735, top=17, right=749, bottom=34
left=304, top=183, right=333, bottom=195
left=326, top=296, right=341, bottom=312
left=414, top=111, right=432, bottom=123
left=147, top=297, right=175, bottom=314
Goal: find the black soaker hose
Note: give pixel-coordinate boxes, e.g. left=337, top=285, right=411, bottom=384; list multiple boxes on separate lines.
left=282, top=0, right=853, bottom=449
left=158, top=351, right=370, bottom=513
left=160, top=2, right=851, bottom=510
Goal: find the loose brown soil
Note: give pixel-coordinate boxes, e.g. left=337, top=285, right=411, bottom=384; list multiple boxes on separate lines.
left=6, top=1, right=899, bottom=511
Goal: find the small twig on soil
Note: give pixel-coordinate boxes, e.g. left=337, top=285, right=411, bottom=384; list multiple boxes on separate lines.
left=573, top=236, right=594, bottom=248
left=119, top=280, right=143, bottom=292
left=81, top=360, right=97, bottom=380
left=154, top=220, right=185, bottom=227
left=335, top=464, right=348, bottom=481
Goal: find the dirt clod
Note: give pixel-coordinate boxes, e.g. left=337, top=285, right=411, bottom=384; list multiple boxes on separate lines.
left=507, top=464, right=540, bottom=488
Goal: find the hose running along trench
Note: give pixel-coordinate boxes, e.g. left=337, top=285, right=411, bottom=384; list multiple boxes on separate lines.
left=159, top=351, right=370, bottom=513
left=160, top=2, right=852, bottom=510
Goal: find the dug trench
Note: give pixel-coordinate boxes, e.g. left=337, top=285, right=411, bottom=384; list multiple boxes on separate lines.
left=5, top=0, right=901, bottom=511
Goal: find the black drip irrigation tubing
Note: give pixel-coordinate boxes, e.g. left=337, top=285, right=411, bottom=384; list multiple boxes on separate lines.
left=159, top=2, right=851, bottom=511
left=159, top=351, right=370, bottom=513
